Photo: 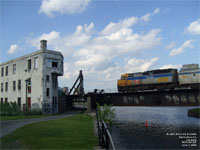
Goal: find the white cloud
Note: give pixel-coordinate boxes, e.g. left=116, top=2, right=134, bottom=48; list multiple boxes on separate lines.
left=8, top=44, right=19, bottom=54
left=100, top=17, right=138, bottom=35
left=28, top=15, right=162, bottom=90
left=153, top=8, right=160, bottom=14
left=39, top=0, right=91, bottom=17
left=160, top=64, right=181, bottom=69
left=125, top=57, right=159, bottom=73
left=140, top=8, right=160, bottom=22
left=169, top=40, right=194, bottom=56
left=186, top=19, right=200, bottom=35
left=28, top=31, right=61, bottom=50
left=141, top=13, right=151, bottom=22
left=165, top=41, right=176, bottom=50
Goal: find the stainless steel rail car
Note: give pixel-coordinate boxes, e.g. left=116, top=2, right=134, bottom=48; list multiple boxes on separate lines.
left=178, top=64, right=200, bottom=89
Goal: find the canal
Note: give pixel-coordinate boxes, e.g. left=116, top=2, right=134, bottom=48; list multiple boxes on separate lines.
left=111, top=106, right=200, bottom=149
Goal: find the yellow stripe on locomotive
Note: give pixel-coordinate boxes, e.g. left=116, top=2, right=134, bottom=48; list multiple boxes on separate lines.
left=157, top=77, right=169, bottom=83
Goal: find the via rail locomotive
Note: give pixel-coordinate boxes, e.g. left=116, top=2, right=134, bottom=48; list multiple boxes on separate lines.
left=117, top=64, right=200, bottom=92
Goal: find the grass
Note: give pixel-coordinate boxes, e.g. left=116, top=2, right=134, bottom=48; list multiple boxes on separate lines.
left=0, top=114, right=98, bottom=149
left=188, top=108, right=200, bottom=118
left=189, top=108, right=200, bottom=113
left=1, top=115, right=46, bottom=121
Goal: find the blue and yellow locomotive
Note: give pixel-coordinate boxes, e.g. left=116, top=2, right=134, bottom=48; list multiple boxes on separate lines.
left=117, top=64, right=200, bottom=92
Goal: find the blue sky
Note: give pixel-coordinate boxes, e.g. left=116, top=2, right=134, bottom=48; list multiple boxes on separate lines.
left=1, top=0, right=199, bottom=91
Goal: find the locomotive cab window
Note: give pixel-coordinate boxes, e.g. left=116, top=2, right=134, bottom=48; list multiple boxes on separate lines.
left=193, top=74, right=196, bottom=76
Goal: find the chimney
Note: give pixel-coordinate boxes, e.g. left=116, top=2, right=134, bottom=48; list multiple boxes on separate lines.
left=40, top=40, right=47, bottom=51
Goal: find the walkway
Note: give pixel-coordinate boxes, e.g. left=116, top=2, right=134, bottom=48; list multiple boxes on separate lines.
left=0, top=111, right=81, bottom=138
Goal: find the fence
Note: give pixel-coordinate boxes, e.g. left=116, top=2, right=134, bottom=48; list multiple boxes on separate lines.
left=96, top=109, right=116, bottom=150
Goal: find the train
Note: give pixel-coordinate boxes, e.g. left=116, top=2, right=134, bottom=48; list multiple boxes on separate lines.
left=117, top=64, right=200, bottom=92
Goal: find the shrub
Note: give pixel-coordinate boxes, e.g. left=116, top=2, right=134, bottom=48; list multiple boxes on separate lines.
left=0, top=102, right=13, bottom=116
left=27, top=109, right=43, bottom=115
left=0, top=102, right=43, bottom=116
left=97, top=103, right=115, bottom=125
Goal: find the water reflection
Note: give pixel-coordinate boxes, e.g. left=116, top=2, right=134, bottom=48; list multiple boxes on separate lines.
left=111, top=107, right=200, bottom=149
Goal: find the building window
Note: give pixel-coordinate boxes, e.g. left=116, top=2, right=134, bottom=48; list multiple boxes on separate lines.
left=55, top=97, right=57, bottom=107
left=23, top=104, right=26, bottom=111
left=27, top=97, right=31, bottom=109
left=52, top=76, right=57, bottom=89
left=1, top=98, right=3, bottom=103
left=13, top=64, right=16, bottom=74
left=18, top=97, right=21, bottom=108
left=46, top=58, right=59, bottom=68
left=28, top=86, right=31, bottom=93
left=18, top=80, right=21, bottom=90
left=5, top=98, right=8, bottom=103
left=6, top=66, right=8, bottom=76
left=46, top=75, right=49, bottom=82
left=46, top=88, right=50, bottom=97
left=1, top=83, right=3, bottom=92
left=47, top=59, right=51, bottom=67
left=13, top=81, right=16, bottom=91
left=61, top=61, right=63, bottom=72
left=1, top=67, right=4, bottom=77
left=34, top=57, right=38, bottom=69
left=52, top=61, right=58, bottom=68
left=28, top=59, right=31, bottom=71
left=5, top=82, right=8, bottom=92
left=52, top=96, right=54, bottom=107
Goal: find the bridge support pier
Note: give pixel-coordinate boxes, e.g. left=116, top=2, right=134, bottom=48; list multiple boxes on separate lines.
left=86, top=96, right=92, bottom=113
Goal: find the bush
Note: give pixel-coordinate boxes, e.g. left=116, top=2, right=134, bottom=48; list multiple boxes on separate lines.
left=0, top=102, right=43, bottom=116
left=97, top=103, right=115, bottom=125
left=27, top=109, right=43, bottom=115
left=0, top=102, right=21, bottom=116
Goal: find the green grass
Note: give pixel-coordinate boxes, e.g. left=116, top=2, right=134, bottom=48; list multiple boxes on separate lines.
left=188, top=108, right=200, bottom=114
left=189, top=108, right=200, bottom=113
left=0, top=114, right=98, bottom=149
left=188, top=108, right=200, bottom=118
left=0, top=115, right=46, bottom=121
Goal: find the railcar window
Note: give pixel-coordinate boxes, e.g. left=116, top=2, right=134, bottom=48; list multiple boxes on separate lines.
left=193, top=74, right=196, bottom=76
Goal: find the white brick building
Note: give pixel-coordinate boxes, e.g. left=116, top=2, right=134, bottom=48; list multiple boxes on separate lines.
left=0, top=40, right=63, bottom=114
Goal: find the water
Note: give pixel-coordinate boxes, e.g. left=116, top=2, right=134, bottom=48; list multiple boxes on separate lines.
left=111, top=107, right=200, bottom=149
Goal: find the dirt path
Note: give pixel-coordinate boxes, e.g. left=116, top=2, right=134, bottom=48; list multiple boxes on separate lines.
left=0, top=111, right=81, bottom=138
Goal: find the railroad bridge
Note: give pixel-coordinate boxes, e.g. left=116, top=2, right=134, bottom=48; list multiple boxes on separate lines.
left=86, top=89, right=200, bottom=108
left=59, top=71, right=200, bottom=113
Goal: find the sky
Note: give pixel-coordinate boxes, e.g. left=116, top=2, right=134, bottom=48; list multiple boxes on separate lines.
left=1, top=0, right=200, bottom=92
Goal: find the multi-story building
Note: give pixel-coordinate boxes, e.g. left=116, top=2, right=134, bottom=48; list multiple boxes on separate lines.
left=0, top=40, right=63, bottom=114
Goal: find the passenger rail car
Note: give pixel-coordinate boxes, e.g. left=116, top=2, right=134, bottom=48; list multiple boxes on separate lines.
left=117, top=64, right=200, bottom=92
left=179, top=64, right=200, bottom=89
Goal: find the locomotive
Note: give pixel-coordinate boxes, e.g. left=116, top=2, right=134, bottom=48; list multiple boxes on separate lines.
left=117, top=64, right=200, bottom=92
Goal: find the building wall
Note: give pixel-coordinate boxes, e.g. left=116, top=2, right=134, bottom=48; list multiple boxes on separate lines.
left=0, top=40, right=63, bottom=114
left=42, top=51, right=63, bottom=114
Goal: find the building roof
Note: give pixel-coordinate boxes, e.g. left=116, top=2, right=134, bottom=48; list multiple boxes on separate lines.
left=0, top=49, right=63, bottom=66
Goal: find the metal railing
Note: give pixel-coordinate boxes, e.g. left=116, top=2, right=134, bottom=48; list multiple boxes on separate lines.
left=96, top=109, right=116, bottom=150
